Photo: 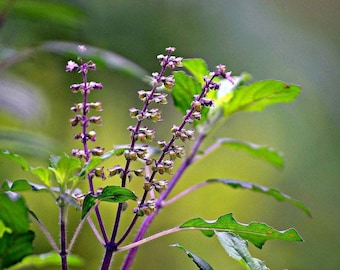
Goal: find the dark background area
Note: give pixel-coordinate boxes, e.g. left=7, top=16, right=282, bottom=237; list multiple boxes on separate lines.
left=0, top=1, right=339, bottom=269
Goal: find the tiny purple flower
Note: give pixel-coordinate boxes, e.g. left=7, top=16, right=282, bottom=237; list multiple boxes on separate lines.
left=66, top=60, right=79, bottom=72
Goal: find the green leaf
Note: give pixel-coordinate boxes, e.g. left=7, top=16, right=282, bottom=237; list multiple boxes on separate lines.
left=0, top=231, right=35, bottom=269
left=170, top=243, right=213, bottom=270
left=31, top=167, right=52, bottom=187
left=7, top=1, right=83, bottom=29
left=0, top=193, right=30, bottom=232
left=0, top=150, right=30, bottom=171
left=1, top=180, right=34, bottom=192
left=172, top=71, right=202, bottom=115
left=0, top=220, right=12, bottom=238
left=180, top=213, right=303, bottom=248
left=215, top=232, right=269, bottom=270
left=182, top=58, right=209, bottom=85
left=81, top=186, right=137, bottom=219
left=207, top=179, right=311, bottom=217
left=7, top=251, right=84, bottom=269
left=221, top=80, right=301, bottom=117
left=0, top=193, right=34, bottom=269
left=48, top=154, right=81, bottom=186
left=215, top=138, right=284, bottom=168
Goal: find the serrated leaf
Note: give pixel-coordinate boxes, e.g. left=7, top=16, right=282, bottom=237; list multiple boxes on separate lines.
left=215, top=232, right=269, bottom=270
left=170, top=243, right=213, bottom=270
left=215, top=138, right=284, bottom=168
left=222, top=80, right=301, bottom=117
left=180, top=213, right=303, bottom=248
left=182, top=58, right=209, bottom=85
left=81, top=186, right=137, bottom=219
left=7, top=251, right=84, bottom=269
left=207, top=179, right=311, bottom=217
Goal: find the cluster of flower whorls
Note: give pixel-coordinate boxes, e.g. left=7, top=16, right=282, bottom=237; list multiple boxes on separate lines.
left=66, top=46, right=233, bottom=270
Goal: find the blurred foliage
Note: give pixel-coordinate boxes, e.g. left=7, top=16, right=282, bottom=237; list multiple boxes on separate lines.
left=0, top=0, right=339, bottom=269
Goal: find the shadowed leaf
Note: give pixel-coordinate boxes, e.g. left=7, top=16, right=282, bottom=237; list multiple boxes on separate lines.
left=216, top=231, right=269, bottom=270
left=170, top=243, right=213, bottom=270
left=81, top=186, right=137, bottom=219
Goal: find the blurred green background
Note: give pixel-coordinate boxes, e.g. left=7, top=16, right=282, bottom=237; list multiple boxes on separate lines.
left=0, top=0, right=339, bottom=269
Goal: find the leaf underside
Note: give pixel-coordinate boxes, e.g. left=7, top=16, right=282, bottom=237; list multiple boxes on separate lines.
left=170, top=243, right=213, bottom=270
left=207, top=179, right=311, bottom=217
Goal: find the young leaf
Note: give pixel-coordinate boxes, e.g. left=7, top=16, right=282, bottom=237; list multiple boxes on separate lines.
left=30, top=167, right=52, bottom=187
left=7, top=251, right=84, bottom=269
left=170, top=243, right=213, bottom=270
left=214, top=138, right=284, bottom=168
left=180, top=213, right=303, bottom=248
left=81, top=186, right=137, bottom=219
left=48, top=154, right=81, bottom=186
left=215, top=231, right=269, bottom=270
left=207, top=179, right=311, bottom=217
left=221, top=80, right=301, bottom=118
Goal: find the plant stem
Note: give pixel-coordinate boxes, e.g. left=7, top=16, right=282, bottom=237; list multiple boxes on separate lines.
left=121, top=132, right=206, bottom=270
left=59, top=204, right=68, bottom=270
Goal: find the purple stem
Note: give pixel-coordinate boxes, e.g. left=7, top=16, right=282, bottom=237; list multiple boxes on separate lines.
left=121, top=132, right=206, bottom=270
left=81, top=66, right=108, bottom=243
left=60, top=205, right=68, bottom=270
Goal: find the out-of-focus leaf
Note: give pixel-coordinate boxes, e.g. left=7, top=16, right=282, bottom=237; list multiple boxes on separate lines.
left=81, top=186, right=137, bottom=219
left=0, top=150, right=30, bottom=171
left=182, top=58, right=209, bottom=85
left=180, top=213, right=303, bottom=248
left=41, top=41, right=148, bottom=79
left=0, top=78, right=49, bottom=121
left=0, top=193, right=34, bottom=269
left=6, top=1, right=83, bottom=29
left=214, top=138, right=284, bottom=168
left=1, top=180, right=50, bottom=192
left=170, top=243, right=213, bottom=270
left=7, top=251, right=84, bottom=269
left=0, top=220, right=12, bottom=238
left=221, top=80, right=301, bottom=118
left=215, top=231, right=269, bottom=270
left=206, top=179, right=311, bottom=217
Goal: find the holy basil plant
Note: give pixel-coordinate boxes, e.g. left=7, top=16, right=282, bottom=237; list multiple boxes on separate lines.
left=0, top=45, right=309, bottom=270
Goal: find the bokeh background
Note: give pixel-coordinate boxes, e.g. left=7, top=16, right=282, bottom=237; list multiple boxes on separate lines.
left=1, top=0, right=339, bottom=269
